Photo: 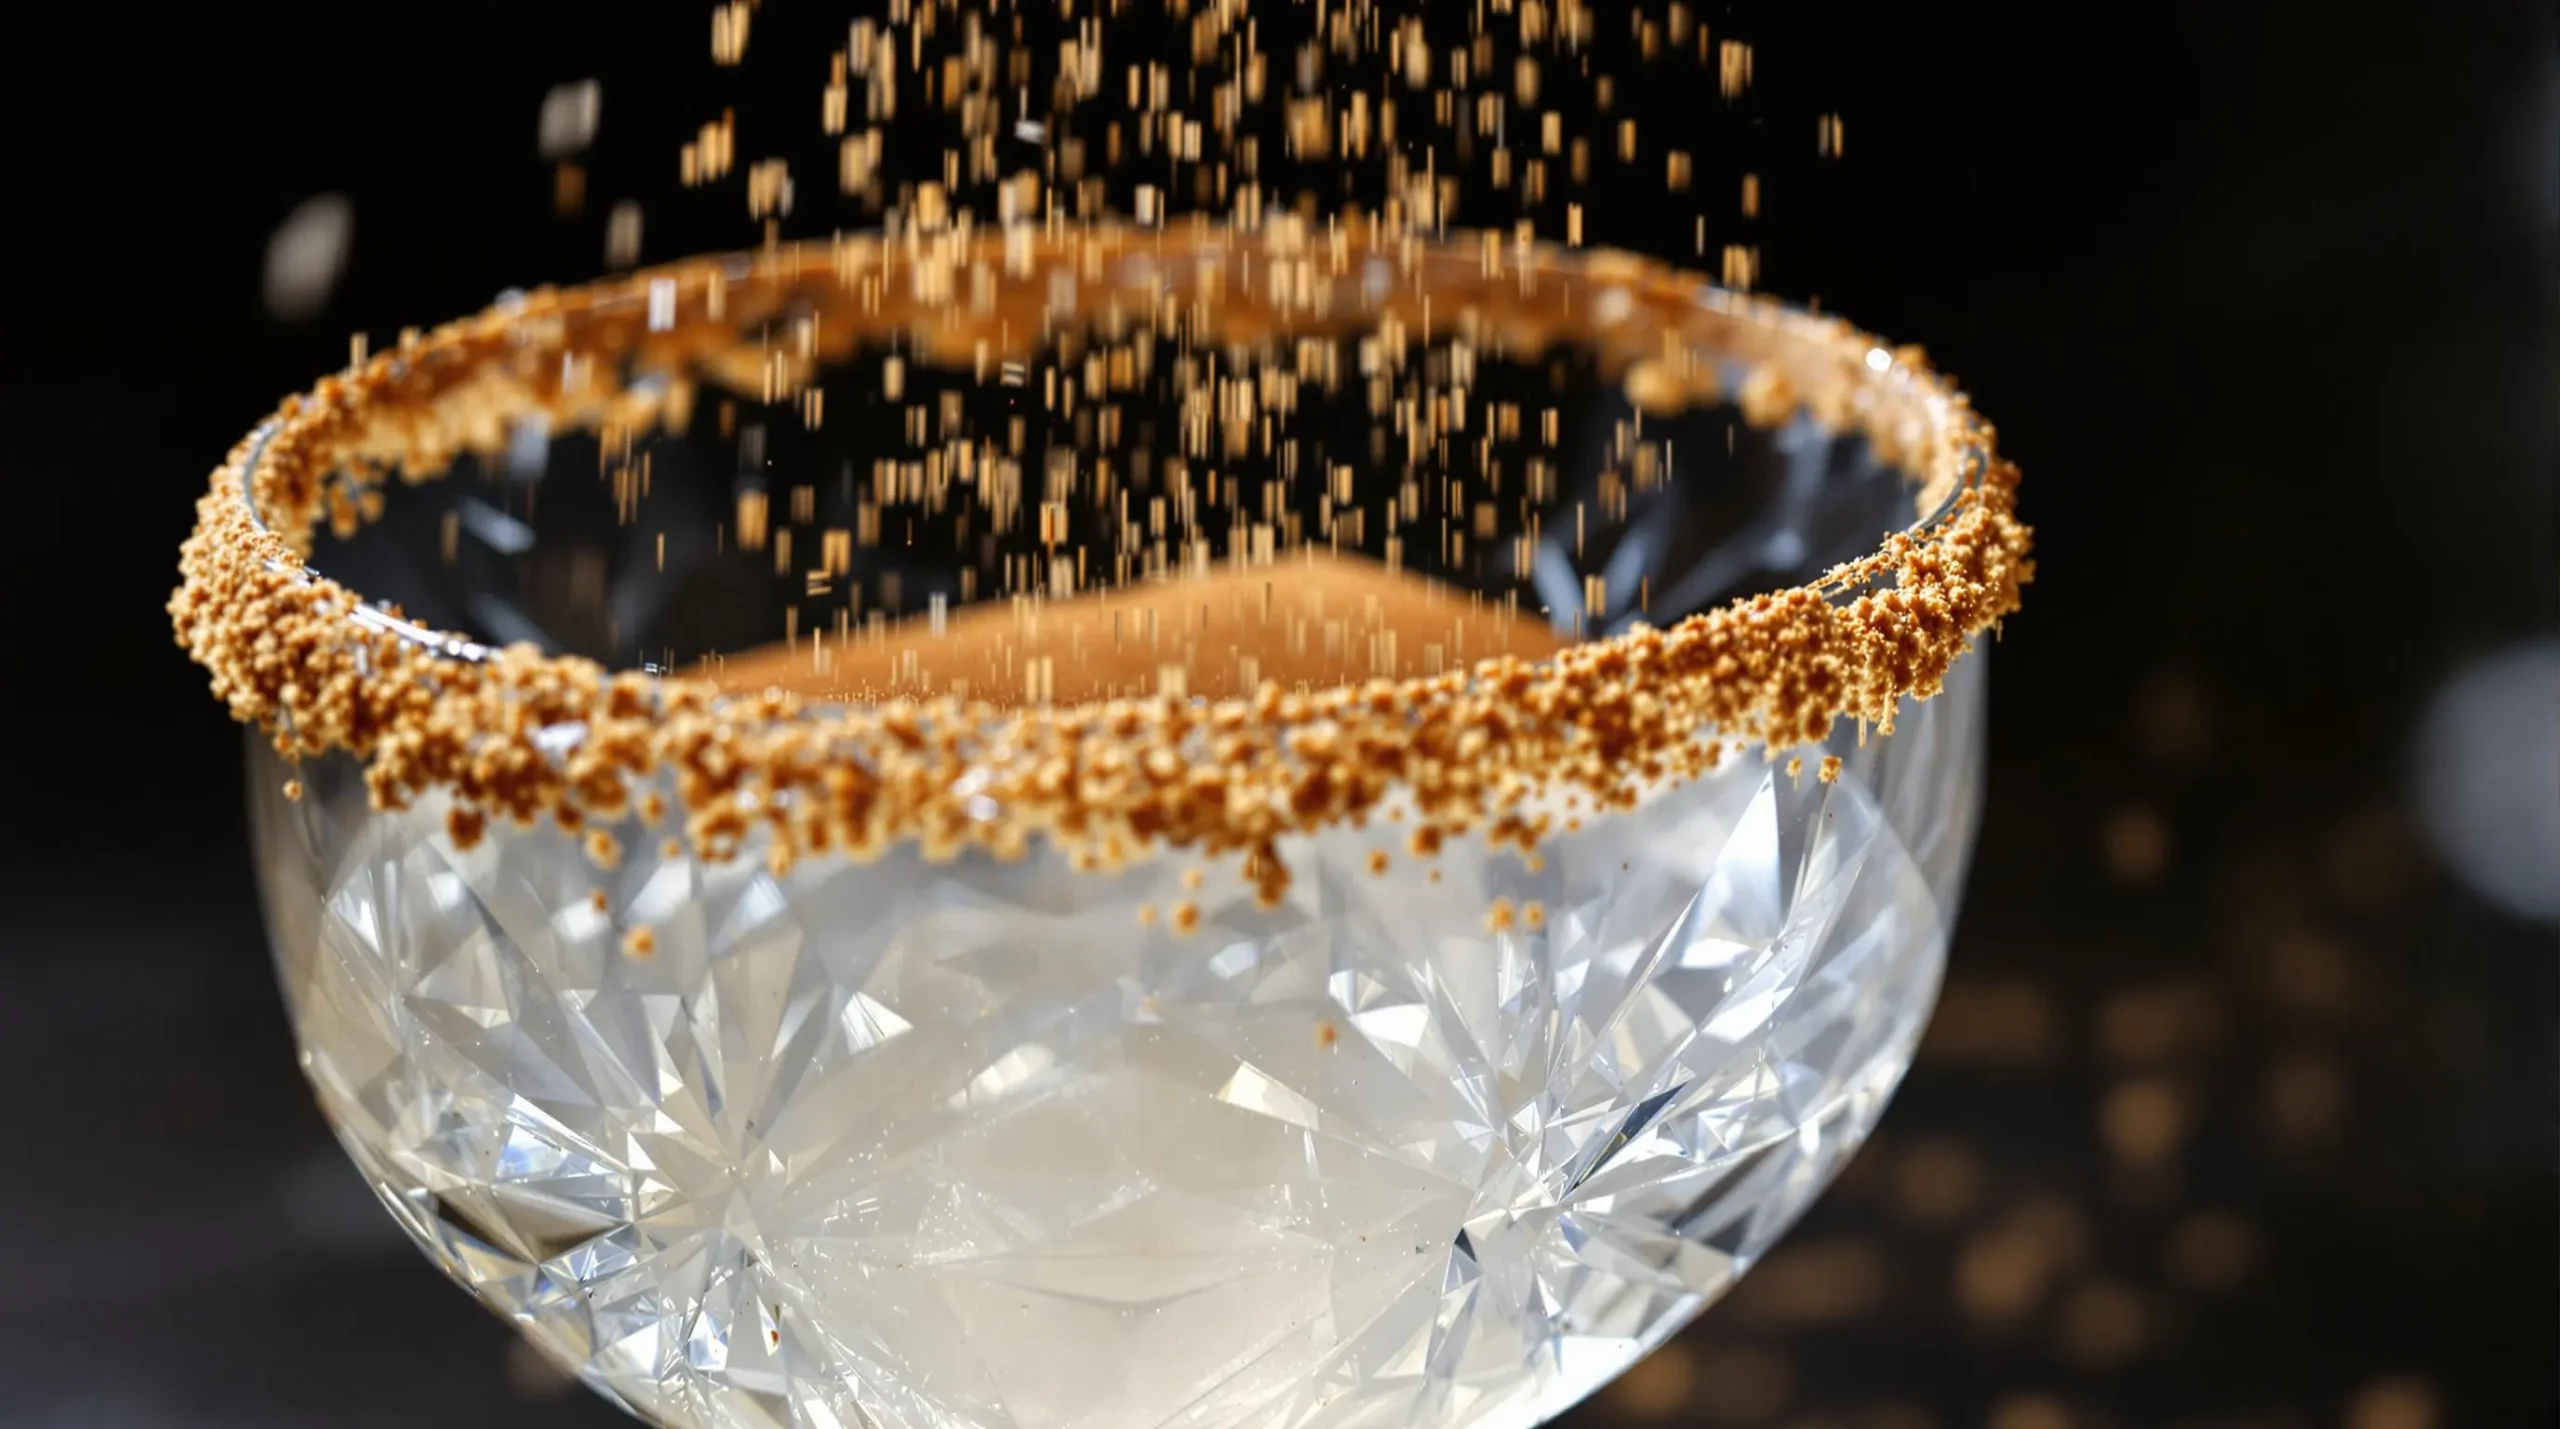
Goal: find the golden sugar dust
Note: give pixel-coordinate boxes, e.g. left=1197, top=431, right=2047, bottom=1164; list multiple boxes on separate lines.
left=169, top=0, right=2029, bottom=914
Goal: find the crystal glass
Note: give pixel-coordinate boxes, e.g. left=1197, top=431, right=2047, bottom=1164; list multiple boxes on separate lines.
left=204, top=230, right=2017, bottom=1429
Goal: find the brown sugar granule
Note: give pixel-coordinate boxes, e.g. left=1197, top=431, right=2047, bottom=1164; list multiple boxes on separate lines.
left=662, top=837, right=684, bottom=859
left=585, top=829, right=622, bottom=869
left=1170, top=901, right=1203, bottom=935
left=281, top=779, right=304, bottom=803
left=639, top=792, right=667, bottom=824
left=1521, top=901, right=1546, bottom=930
left=1784, top=756, right=1804, bottom=780
left=1365, top=850, right=1392, bottom=876
left=717, top=548, right=1566, bottom=705
left=1818, top=755, right=1842, bottom=783
left=1427, top=868, right=1442, bottom=884
left=1180, top=868, right=1205, bottom=891
left=1314, top=1020, right=1339, bottom=1050
left=170, top=228, right=2029, bottom=898
left=588, top=888, right=610, bottom=913
left=1486, top=897, right=1517, bottom=932
left=622, top=926, right=657, bottom=958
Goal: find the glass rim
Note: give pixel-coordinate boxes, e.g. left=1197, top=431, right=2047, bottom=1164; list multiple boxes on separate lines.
left=176, top=222, right=2030, bottom=894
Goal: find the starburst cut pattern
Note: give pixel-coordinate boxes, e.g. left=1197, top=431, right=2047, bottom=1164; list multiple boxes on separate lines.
left=255, top=663, right=1971, bottom=1429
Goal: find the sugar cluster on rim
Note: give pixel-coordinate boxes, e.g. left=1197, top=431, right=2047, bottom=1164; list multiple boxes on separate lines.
left=173, top=223, right=2030, bottom=903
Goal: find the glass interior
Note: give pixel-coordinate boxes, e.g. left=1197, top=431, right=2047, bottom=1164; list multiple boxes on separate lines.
left=286, top=245, right=1947, bottom=707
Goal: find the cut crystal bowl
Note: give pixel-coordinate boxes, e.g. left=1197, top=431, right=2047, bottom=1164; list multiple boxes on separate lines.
left=185, top=227, right=2027, bottom=1429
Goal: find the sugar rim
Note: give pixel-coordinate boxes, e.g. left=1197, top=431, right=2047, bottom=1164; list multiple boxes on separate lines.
left=173, top=224, right=2031, bottom=897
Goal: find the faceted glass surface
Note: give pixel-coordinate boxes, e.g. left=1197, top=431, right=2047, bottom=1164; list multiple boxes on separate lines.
left=248, top=652, right=1981, bottom=1429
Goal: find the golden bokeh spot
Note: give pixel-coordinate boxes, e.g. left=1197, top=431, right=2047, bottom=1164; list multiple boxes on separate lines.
left=2166, top=1210, right=2258, bottom=1291
left=2345, top=1376, right=2441, bottom=1429
left=1987, top=1395, right=2073, bottom=1429
left=1893, top=1137, right=1984, bottom=1226
left=2101, top=804, right=2171, bottom=887
left=1724, top=1237, right=1887, bottom=1327
left=1920, top=980, right=2058, bottom=1067
left=2100, top=1078, right=2186, bottom=1165
left=2054, top=1278, right=2147, bottom=1368
left=1604, top=1341, right=1697, bottom=1419
left=2265, top=1050, right=2347, bottom=1144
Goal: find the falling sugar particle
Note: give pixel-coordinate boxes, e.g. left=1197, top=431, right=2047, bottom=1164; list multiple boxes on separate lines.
left=606, top=202, right=644, bottom=268
left=162, top=2, right=2050, bottom=1417
left=262, top=194, right=353, bottom=323
left=538, top=80, right=602, bottom=160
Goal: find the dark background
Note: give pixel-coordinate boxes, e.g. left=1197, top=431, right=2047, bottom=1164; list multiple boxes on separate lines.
left=0, top=2, right=2551, bottom=1427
